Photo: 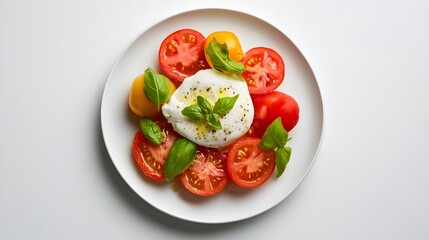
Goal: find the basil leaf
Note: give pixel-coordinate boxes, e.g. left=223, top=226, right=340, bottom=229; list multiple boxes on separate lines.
left=205, top=38, right=245, bottom=74
left=197, top=96, right=213, bottom=114
left=139, top=118, right=163, bottom=146
left=275, top=147, right=291, bottom=177
left=259, top=118, right=288, bottom=150
left=213, top=94, right=239, bottom=115
left=258, top=118, right=293, bottom=178
left=164, top=138, right=197, bottom=181
left=143, top=67, right=171, bottom=111
left=206, top=113, right=222, bottom=130
left=181, top=104, right=205, bottom=121
left=181, top=95, right=238, bottom=130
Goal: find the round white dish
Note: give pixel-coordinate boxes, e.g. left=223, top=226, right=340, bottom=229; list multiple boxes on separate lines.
left=101, top=8, right=323, bottom=224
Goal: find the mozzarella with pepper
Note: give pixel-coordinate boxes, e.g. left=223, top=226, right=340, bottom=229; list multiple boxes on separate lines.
left=162, top=69, right=254, bottom=148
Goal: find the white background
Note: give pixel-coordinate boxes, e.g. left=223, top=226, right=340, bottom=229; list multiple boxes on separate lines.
left=1, top=0, right=428, bottom=239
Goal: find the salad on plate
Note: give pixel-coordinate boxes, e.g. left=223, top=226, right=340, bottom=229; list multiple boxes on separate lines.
left=128, top=29, right=300, bottom=197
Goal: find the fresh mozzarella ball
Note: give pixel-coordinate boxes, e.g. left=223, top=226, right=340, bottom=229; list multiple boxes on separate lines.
left=162, top=69, right=254, bottom=148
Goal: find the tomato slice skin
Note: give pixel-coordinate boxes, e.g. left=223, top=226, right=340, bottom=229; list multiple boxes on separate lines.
left=132, top=119, right=178, bottom=181
left=226, top=138, right=275, bottom=188
left=180, top=147, right=229, bottom=196
left=158, top=29, right=209, bottom=82
left=252, top=91, right=300, bottom=137
left=241, top=47, right=285, bottom=94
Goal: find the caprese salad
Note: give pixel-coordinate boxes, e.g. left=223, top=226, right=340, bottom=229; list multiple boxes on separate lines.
left=128, top=29, right=300, bottom=197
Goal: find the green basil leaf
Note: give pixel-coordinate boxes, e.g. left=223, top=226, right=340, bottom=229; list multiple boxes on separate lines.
left=139, top=118, right=163, bottom=146
left=164, top=138, right=197, bottom=181
left=181, top=104, right=205, bottom=121
left=205, top=38, right=246, bottom=74
left=213, top=94, right=239, bottom=115
left=181, top=95, right=239, bottom=130
left=206, top=113, right=222, bottom=130
left=197, top=96, right=213, bottom=114
left=275, top=147, right=291, bottom=177
left=143, top=67, right=171, bottom=111
left=259, top=117, right=288, bottom=150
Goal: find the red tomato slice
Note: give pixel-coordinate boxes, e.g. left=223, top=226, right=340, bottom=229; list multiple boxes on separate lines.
left=241, top=47, right=285, bottom=94
left=227, top=138, right=275, bottom=188
left=180, top=147, right=229, bottom=196
left=252, top=91, right=300, bottom=137
left=158, top=29, right=209, bottom=82
left=132, top=120, right=178, bottom=181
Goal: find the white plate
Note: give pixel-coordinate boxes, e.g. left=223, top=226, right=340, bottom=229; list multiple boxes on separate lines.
left=101, top=8, right=323, bottom=224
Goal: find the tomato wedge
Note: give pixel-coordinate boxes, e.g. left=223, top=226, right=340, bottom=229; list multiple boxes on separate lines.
left=180, top=147, right=229, bottom=196
left=241, top=47, right=285, bottom=94
left=132, top=119, right=178, bottom=181
left=227, top=137, right=275, bottom=188
left=158, top=29, right=209, bottom=82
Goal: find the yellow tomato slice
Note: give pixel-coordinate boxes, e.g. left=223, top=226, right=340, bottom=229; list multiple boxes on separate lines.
left=204, top=31, right=244, bottom=68
left=128, top=74, right=176, bottom=117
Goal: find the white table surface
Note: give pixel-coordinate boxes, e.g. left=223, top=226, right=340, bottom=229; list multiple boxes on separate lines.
left=1, top=0, right=429, bottom=239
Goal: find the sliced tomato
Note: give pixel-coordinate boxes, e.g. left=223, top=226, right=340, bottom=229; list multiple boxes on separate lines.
left=128, top=74, right=176, bottom=118
left=227, top=137, right=275, bottom=188
left=204, top=31, right=244, bottom=67
left=158, top=29, right=209, bottom=82
left=252, top=91, right=299, bottom=137
left=132, top=119, right=178, bottom=181
left=241, top=47, right=285, bottom=94
left=180, top=147, right=229, bottom=196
